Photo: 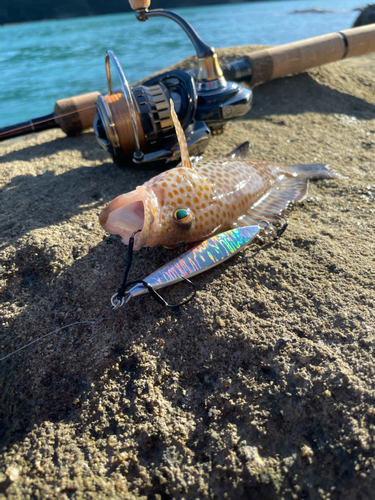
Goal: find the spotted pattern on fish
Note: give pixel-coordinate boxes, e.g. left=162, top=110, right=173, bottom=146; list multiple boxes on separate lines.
left=140, top=158, right=283, bottom=248
left=99, top=99, right=342, bottom=250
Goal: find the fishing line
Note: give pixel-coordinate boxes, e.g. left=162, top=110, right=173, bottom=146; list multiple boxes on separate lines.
left=0, top=229, right=142, bottom=362
left=0, top=221, right=287, bottom=361
left=0, top=304, right=116, bottom=361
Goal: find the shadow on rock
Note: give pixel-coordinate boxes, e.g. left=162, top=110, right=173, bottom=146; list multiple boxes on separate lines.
left=0, top=232, right=214, bottom=445
left=0, top=160, right=158, bottom=244
left=0, top=132, right=107, bottom=165
left=0, top=234, right=151, bottom=444
left=1, top=229, right=375, bottom=498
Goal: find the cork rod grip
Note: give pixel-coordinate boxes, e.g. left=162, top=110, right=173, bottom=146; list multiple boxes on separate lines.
left=247, top=24, right=375, bottom=85
left=54, top=91, right=100, bottom=136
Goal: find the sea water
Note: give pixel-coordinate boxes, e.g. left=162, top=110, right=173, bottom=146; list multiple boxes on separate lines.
left=0, top=0, right=362, bottom=128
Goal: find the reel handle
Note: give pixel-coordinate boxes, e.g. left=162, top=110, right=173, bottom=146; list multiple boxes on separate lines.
left=132, top=7, right=223, bottom=87
left=128, top=0, right=150, bottom=9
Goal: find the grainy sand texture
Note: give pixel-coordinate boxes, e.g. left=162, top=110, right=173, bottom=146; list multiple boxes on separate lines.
left=0, top=46, right=375, bottom=499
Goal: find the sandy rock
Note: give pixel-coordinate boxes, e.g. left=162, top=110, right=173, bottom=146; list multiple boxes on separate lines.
left=0, top=46, right=375, bottom=499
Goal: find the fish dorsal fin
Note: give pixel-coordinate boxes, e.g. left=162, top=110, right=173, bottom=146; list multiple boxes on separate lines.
left=219, top=141, right=250, bottom=159
left=170, top=99, right=192, bottom=169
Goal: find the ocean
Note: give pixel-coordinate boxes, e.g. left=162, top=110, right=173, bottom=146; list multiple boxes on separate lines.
left=0, top=0, right=363, bottom=129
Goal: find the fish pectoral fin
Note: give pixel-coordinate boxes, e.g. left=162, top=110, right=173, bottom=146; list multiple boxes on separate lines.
left=170, top=99, right=192, bottom=169
left=219, top=141, right=250, bottom=159
left=286, top=163, right=345, bottom=179
left=237, top=177, right=309, bottom=227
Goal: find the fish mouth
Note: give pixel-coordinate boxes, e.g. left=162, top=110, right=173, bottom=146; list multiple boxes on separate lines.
left=99, top=186, right=156, bottom=250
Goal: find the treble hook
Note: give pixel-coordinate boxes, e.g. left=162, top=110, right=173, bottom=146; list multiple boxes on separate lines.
left=138, top=276, right=196, bottom=308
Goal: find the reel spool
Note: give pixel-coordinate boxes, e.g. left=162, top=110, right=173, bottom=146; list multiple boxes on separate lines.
left=95, top=50, right=210, bottom=168
left=95, top=6, right=253, bottom=169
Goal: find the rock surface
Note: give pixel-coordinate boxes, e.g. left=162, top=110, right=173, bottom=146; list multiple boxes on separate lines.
left=0, top=46, right=375, bottom=499
left=353, top=4, right=375, bottom=27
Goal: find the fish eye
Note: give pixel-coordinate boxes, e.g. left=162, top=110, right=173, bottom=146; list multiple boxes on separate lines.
left=173, top=208, right=194, bottom=229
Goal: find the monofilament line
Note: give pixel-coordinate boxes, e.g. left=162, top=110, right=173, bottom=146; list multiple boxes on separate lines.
left=0, top=306, right=114, bottom=361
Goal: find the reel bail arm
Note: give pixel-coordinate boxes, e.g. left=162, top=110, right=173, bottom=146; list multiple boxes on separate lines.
left=104, top=50, right=144, bottom=162
left=94, top=0, right=252, bottom=168
left=128, top=1, right=252, bottom=133
left=129, top=1, right=224, bottom=88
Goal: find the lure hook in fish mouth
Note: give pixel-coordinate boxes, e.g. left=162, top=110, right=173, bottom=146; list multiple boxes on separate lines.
left=110, top=215, right=289, bottom=311
left=111, top=228, right=197, bottom=308
left=112, top=221, right=286, bottom=311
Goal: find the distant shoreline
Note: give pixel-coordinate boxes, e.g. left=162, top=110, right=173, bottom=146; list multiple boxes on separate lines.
left=0, top=0, right=296, bottom=26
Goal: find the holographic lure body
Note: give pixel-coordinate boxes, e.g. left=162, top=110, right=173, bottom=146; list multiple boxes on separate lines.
left=0, top=224, right=270, bottom=361
left=126, top=224, right=262, bottom=299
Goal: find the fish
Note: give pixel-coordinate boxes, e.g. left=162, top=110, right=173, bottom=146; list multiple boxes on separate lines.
left=99, top=100, right=342, bottom=250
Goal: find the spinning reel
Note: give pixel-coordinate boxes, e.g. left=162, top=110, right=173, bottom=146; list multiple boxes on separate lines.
left=94, top=0, right=253, bottom=169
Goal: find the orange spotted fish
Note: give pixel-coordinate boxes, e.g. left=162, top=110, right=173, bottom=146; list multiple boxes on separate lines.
left=99, top=100, right=341, bottom=250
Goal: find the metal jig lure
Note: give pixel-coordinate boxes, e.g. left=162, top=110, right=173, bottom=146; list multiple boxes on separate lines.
left=111, top=216, right=287, bottom=309
left=0, top=218, right=287, bottom=361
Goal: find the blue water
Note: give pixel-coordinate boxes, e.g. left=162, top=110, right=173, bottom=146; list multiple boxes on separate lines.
left=0, top=1, right=362, bottom=128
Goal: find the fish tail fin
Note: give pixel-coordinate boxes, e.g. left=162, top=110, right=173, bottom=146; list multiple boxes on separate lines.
left=287, top=163, right=345, bottom=180
left=170, top=99, right=192, bottom=169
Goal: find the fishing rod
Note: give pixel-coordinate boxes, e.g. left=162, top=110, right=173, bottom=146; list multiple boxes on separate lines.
left=220, top=22, right=375, bottom=85
left=0, top=91, right=100, bottom=141
left=1, top=0, right=375, bottom=167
